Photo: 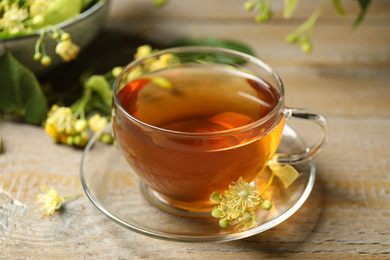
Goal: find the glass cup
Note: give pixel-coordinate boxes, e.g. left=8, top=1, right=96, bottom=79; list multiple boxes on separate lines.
left=112, top=46, right=328, bottom=216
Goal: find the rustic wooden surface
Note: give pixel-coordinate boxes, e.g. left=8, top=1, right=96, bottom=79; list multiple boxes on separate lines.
left=1, top=0, right=390, bottom=258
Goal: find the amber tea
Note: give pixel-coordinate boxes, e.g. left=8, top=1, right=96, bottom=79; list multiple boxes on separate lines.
left=113, top=64, right=285, bottom=212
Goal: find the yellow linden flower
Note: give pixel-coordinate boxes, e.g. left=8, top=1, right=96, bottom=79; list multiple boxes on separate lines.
left=45, top=124, right=59, bottom=139
left=55, top=39, right=81, bottom=62
left=0, top=3, right=29, bottom=34
left=45, top=105, right=76, bottom=135
left=36, top=186, right=65, bottom=216
left=211, top=165, right=299, bottom=231
left=225, top=177, right=260, bottom=211
left=36, top=185, right=82, bottom=216
left=235, top=211, right=258, bottom=231
left=88, top=114, right=108, bottom=133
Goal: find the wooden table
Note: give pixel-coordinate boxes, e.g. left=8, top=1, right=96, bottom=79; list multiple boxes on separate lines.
left=1, top=0, right=389, bottom=258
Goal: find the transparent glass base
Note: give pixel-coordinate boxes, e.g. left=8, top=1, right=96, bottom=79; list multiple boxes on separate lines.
left=80, top=124, right=315, bottom=243
left=140, top=182, right=215, bottom=217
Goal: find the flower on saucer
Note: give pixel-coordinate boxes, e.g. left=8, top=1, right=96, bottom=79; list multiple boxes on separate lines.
left=225, top=177, right=261, bottom=211
left=210, top=164, right=300, bottom=231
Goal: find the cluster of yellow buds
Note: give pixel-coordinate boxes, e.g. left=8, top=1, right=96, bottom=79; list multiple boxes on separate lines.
left=34, top=28, right=80, bottom=66
left=210, top=164, right=299, bottom=231
left=45, top=105, right=89, bottom=147
left=244, top=0, right=272, bottom=23
left=44, top=105, right=113, bottom=148
left=88, top=113, right=113, bottom=144
left=126, top=45, right=177, bottom=89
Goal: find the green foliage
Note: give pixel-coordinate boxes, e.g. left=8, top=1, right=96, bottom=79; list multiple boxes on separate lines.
left=33, top=0, right=83, bottom=29
left=332, top=0, right=346, bottom=17
left=170, top=37, right=256, bottom=65
left=353, top=0, right=372, bottom=29
left=0, top=50, right=48, bottom=124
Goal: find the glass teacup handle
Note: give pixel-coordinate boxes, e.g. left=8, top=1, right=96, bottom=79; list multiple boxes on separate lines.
left=274, top=107, right=329, bottom=164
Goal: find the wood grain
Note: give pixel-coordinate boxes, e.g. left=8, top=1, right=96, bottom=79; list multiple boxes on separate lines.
left=1, top=117, right=389, bottom=258
left=1, top=0, right=390, bottom=258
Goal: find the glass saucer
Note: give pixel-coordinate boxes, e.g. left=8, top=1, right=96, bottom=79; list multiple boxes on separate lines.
left=80, top=124, right=315, bottom=243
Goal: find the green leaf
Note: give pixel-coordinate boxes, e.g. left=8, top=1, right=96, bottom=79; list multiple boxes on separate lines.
left=0, top=51, right=48, bottom=124
left=169, top=37, right=256, bottom=65
left=352, top=0, right=372, bottom=29
left=34, top=0, right=83, bottom=29
left=0, top=31, right=35, bottom=40
left=283, top=0, right=300, bottom=19
left=332, top=0, right=345, bottom=17
left=82, top=0, right=95, bottom=10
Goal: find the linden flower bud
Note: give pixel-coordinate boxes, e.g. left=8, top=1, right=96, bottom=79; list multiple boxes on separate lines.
left=301, top=41, right=312, bottom=53
left=32, top=14, right=44, bottom=25
left=33, top=52, right=42, bottom=61
left=210, top=191, right=222, bottom=204
left=134, top=45, right=152, bottom=60
left=219, top=218, right=230, bottom=228
left=212, top=205, right=223, bottom=218
left=261, top=200, right=273, bottom=211
left=88, top=114, right=108, bottom=133
left=66, top=135, right=74, bottom=145
left=55, top=40, right=80, bottom=62
left=112, top=67, right=123, bottom=77
left=286, top=33, right=298, bottom=43
left=74, top=119, right=88, bottom=132
left=73, top=135, right=82, bottom=146
left=244, top=1, right=254, bottom=11
left=52, top=31, right=60, bottom=39
left=101, top=133, right=113, bottom=144
left=61, top=32, right=71, bottom=41
left=41, top=55, right=52, bottom=66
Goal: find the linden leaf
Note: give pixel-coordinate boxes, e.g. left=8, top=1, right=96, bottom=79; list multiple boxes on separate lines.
left=332, top=0, right=346, bottom=17
left=169, top=37, right=255, bottom=65
left=0, top=51, right=48, bottom=124
left=269, top=164, right=299, bottom=189
left=34, top=0, right=83, bottom=29
left=353, top=0, right=372, bottom=29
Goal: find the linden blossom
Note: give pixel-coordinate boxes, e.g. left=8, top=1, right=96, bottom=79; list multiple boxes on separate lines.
left=36, top=185, right=81, bottom=216
left=210, top=164, right=299, bottom=231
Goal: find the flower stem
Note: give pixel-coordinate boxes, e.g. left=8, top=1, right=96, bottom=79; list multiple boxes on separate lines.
left=259, top=172, right=274, bottom=197
left=63, top=193, right=82, bottom=200
left=71, top=88, right=92, bottom=119
left=289, top=0, right=326, bottom=36
left=35, top=29, right=46, bottom=54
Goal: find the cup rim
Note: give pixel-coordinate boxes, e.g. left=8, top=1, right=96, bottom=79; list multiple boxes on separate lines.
left=113, top=46, right=285, bottom=137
